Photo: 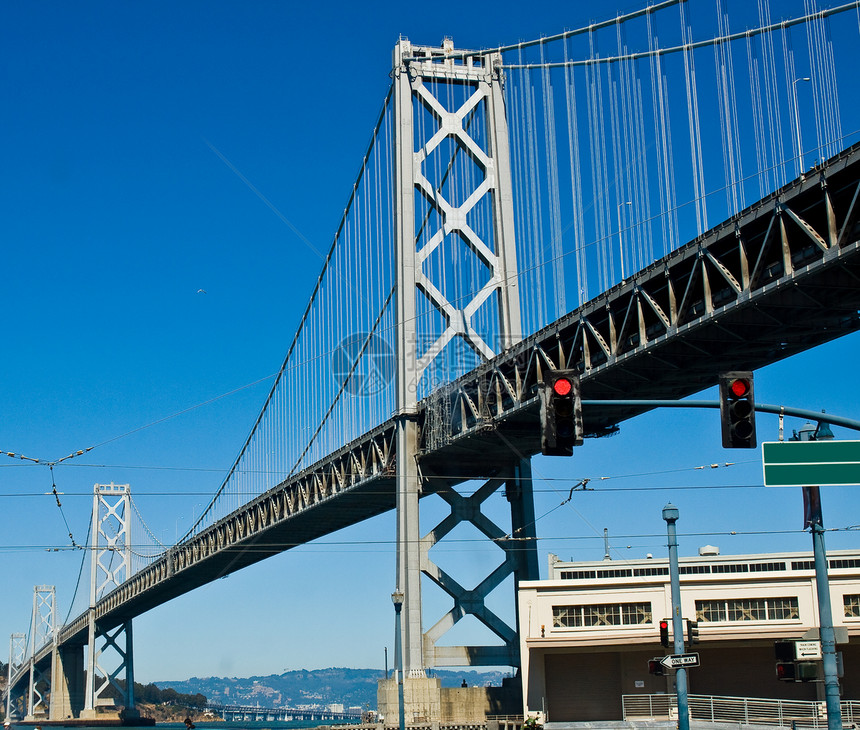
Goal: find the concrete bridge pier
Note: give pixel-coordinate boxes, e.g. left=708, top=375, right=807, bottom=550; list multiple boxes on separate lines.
left=49, top=643, right=85, bottom=721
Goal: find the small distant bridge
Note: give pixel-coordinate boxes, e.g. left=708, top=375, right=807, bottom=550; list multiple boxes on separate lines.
left=209, top=703, right=362, bottom=723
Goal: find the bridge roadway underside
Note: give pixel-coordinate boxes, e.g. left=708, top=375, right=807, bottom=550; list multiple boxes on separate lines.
left=419, top=143, right=860, bottom=480
left=58, top=142, right=860, bottom=648
left=420, top=244, right=860, bottom=479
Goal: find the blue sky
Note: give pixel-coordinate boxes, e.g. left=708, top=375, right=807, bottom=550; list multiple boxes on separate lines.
left=1, top=0, right=859, bottom=685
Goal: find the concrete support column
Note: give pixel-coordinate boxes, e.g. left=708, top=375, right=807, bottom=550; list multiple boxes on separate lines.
left=81, top=614, right=97, bottom=719
left=49, top=643, right=84, bottom=721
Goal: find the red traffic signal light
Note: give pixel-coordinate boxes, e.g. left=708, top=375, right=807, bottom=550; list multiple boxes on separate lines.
left=719, top=371, right=756, bottom=448
left=552, top=377, right=573, bottom=396
left=728, top=378, right=750, bottom=398
left=659, top=619, right=670, bottom=647
left=776, top=661, right=796, bottom=681
left=540, top=370, right=583, bottom=456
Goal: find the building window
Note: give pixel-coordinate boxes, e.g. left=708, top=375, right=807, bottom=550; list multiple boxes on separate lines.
left=559, top=570, right=596, bottom=580
left=634, top=566, right=669, bottom=577
left=768, top=598, right=801, bottom=620
left=695, top=597, right=799, bottom=623
left=596, top=568, right=632, bottom=578
left=844, top=594, right=860, bottom=618
left=831, top=559, right=860, bottom=569
left=552, top=602, right=652, bottom=628
left=680, top=565, right=711, bottom=574
left=728, top=599, right=767, bottom=621
left=696, top=600, right=726, bottom=622
left=711, top=563, right=749, bottom=573
left=749, top=562, right=786, bottom=572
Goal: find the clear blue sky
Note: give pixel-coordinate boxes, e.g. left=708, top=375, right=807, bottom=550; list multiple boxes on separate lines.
left=1, top=0, right=858, bottom=685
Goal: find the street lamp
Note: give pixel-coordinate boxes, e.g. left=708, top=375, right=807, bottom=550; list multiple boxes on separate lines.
left=792, top=77, right=811, bottom=174
left=617, top=201, right=632, bottom=281
left=662, top=504, right=690, bottom=730
left=391, top=590, right=405, bottom=730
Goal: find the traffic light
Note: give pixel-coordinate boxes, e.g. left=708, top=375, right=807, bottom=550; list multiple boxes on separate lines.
left=796, top=662, right=819, bottom=681
left=776, top=662, right=796, bottom=681
left=540, top=370, right=583, bottom=456
left=648, top=658, right=665, bottom=676
left=774, top=641, right=794, bottom=662
left=719, top=371, right=756, bottom=448
left=687, top=619, right=699, bottom=644
left=776, top=662, right=818, bottom=682
left=774, top=641, right=819, bottom=682
left=659, top=619, right=670, bottom=647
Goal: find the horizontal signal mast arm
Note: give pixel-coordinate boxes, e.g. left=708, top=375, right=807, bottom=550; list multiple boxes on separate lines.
left=581, top=400, right=860, bottom=433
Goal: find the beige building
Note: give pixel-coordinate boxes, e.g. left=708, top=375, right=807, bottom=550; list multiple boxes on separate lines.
left=517, top=548, right=860, bottom=722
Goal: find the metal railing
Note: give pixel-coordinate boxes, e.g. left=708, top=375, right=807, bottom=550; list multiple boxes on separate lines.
left=623, top=694, right=860, bottom=728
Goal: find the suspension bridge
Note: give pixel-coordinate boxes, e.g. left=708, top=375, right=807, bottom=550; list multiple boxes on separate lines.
left=209, top=704, right=363, bottom=723
left=6, top=0, right=860, bottom=723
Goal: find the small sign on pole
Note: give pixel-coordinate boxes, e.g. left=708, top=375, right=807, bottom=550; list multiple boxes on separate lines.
left=795, top=641, right=823, bottom=660
left=660, top=653, right=701, bottom=669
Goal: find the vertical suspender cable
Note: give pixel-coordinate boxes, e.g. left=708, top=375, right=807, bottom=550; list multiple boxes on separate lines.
left=540, top=40, right=566, bottom=320
left=782, top=24, right=801, bottom=177
left=563, top=35, right=587, bottom=307
left=681, top=0, right=707, bottom=235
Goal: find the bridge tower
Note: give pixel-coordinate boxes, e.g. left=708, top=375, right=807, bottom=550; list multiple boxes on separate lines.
left=391, top=37, right=538, bottom=684
left=6, top=633, right=26, bottom=720
left=81, top=483, right=138, bottom=721
left=25, top=585, right=56, bottom=721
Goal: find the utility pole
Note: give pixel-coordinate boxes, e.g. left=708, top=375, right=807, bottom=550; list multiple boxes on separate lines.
left=663, top=504, right=689, bottom=730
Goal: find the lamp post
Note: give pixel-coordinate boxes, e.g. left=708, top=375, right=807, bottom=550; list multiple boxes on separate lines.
left=391, top=590, right=406, bottom=730
left=799, top=419, right=843, bottom=730
left=792, top=77, right=811, bottom=174
left=662, top=504, right=690, bottom=730
left=617, top=201, right=632, bottom=281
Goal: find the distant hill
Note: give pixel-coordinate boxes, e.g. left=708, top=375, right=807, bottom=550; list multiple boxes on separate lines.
left=157, top=668, right=512, bottom=711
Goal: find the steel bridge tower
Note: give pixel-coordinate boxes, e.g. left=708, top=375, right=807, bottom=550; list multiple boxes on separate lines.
left=5, top=633, right=26, bottom=720
left=25, top=585, right=56, bottom=721
left=392, top=38, right=539, bottom=679
left=81, top=483, right=138, bottom=721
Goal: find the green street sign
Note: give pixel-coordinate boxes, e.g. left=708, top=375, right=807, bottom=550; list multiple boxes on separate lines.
left=762, top=440, right=860, bottom=486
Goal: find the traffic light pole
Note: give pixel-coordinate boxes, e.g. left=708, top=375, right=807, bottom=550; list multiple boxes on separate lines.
left=662, top=504, right=689, bottom=730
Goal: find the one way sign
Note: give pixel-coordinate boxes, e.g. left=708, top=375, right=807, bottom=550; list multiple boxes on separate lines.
left=660, top=653, right=701, bottom=669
